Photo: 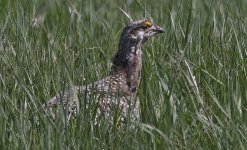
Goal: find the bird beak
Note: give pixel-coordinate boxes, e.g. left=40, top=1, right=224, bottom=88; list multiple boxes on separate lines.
left=150, top=24, right=164, bottom=34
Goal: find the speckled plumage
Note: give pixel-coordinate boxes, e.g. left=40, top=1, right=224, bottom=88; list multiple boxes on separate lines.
left=45, top=19, right=164, bottom=123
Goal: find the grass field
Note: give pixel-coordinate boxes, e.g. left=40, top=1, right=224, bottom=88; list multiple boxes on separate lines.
left=0, top=0, right=247, bottom=149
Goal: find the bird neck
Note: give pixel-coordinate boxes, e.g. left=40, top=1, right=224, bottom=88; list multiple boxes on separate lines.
left=110, top=37, right=143, bottom=74
left=110, top=37, right=143, bottom=93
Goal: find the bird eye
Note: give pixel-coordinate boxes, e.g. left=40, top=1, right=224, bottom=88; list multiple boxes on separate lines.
left=141, top=26, right=148, bottom=30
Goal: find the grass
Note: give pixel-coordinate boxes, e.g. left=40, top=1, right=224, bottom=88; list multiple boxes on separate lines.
left=0, top=0, right=246, bottom=149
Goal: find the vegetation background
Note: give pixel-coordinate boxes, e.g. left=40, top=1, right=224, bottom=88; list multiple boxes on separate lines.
left=0, top=0, right=246, bottom=149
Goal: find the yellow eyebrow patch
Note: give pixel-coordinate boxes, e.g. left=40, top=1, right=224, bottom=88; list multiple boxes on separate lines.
left=144, top=20, right=153, bottom=27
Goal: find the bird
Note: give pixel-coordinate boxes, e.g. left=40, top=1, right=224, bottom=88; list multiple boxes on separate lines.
left=44, top=19, right=164, bottom=124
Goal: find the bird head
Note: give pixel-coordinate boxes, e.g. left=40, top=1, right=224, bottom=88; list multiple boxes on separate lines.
left=111, top=19, right=164, bottom=74
left=126, top=19, right=164, bottom=42
left=117, top=19, right=164, bottom=53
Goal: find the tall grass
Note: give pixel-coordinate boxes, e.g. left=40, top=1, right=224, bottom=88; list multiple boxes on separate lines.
left=0, top=0, right=246, bottom=149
